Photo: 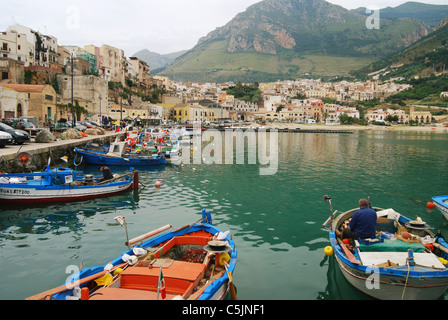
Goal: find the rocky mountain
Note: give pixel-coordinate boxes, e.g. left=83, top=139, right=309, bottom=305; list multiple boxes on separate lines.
left=158, top=0, right=436, bottom=83
left=132, top=49, right=187, bottom=72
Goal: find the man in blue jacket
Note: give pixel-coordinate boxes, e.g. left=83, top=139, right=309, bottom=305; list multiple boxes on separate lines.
left=337, top=198, right=377, bottom=240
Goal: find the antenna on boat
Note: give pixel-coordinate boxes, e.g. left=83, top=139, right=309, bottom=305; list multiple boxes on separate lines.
left=322, top=195, right=334, bottom=230
left=114, top=216, right=130, bottom=249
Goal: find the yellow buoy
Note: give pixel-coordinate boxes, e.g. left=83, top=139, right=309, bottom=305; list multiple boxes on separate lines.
left=219, top=252, right=231, bottom=266
left=324, top=246, right=333, bottom=256
left=113, top=268, right=124, bottom=276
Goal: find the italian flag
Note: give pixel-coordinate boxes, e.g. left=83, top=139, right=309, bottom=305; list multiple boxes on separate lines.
left=158, top=267, right=166, bottom=300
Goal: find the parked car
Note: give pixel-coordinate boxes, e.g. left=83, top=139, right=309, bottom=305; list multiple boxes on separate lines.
left=79, top=121, right=98, bottom=129
left=51, top=122, right=87, bottom=132
left=21, top=121, right=43, bottom=136
left=10, top=121, right=42, bottom=136
left=74, top=123, right=87, bottom=132
left=51, top=122, right=72, bottom=132
left=0, top=122, right=31, bottom=144
left=0, top=131, right=13, bottom=147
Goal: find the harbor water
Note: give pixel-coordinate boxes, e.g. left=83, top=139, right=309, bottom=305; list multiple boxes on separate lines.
left=1, top=130, right=448, bottom=300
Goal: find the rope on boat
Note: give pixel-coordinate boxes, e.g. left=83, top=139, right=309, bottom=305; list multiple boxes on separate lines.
left=401, top=260, right=412, bottom=300
left=74, top=154, right=83, bottom=167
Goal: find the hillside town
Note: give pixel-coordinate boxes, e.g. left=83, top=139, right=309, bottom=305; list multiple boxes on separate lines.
left=0, top=23, right=445, bottom=129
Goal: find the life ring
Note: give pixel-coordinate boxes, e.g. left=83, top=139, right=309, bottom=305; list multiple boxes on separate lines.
left=126, top=137, right=138, bottom=146
left=218, top=252, right=230, bottom=266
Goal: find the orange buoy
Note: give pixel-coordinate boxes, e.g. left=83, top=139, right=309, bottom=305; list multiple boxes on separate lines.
left=155, top=181, right=162, bottom=188
left=427, top=202, right=435, bottom=209
left=402, top=232, right=412, bottom=239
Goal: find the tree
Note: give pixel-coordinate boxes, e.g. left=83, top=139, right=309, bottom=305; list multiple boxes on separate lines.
left=385, top=115, right=399, bottom=122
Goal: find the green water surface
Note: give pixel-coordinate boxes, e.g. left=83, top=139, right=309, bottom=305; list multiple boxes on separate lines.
left=0, top=131, right=447, bottom=300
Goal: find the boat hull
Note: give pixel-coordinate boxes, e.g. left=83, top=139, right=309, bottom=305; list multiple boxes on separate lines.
left=334, top=253, right=448, bottom=300
left=432, top=196, right=448, bottom=221
left=76, top=148, right=166, bottom=166
left=0, top=180, right=134, bottom=204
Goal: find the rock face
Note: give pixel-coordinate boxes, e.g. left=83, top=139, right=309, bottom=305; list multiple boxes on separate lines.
left=161, top=0, right=435, bottom=82
left=35, top=129, right=55, bottom=143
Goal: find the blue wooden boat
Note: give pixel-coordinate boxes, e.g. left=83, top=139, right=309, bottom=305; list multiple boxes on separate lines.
left=323, top=201, right=448, bottom=300
left=75, top=141, right=166, bottom=166
left=0, top=165, right=138, bottom=205
left=432, top=195, right=448, bottom=221
left=27, top=209, right=237, bottom=300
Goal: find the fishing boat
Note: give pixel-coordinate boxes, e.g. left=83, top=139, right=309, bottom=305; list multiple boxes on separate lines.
left=27, top=209, right=237, bottom=300
left=75, top=141, right=166, bottom=166
left=0, top=165, right=138, bottom=205
left=322, top=196, right=448, bottom=300
left=432, top=195, right=448, bottom=221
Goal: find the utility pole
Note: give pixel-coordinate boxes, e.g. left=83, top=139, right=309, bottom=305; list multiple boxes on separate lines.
left=71, top=53, right=75, bottom=127
left=99, top=94, right=102, bottom=125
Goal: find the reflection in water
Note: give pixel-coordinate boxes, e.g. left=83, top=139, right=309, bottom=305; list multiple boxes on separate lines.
left=0, top=131, right=447, bottom=299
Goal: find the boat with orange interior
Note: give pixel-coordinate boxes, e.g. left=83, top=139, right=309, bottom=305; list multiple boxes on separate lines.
left=26, top=209, right=237, bottom=300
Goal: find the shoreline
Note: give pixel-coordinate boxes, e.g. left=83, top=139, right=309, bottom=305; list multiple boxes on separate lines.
left=247, top=122, right=448, bottom=134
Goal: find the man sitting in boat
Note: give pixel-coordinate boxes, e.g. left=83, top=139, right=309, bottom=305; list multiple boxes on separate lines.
left=98, top=166, right=114, bottom=181
left=336, top=198, right=377, bottom=240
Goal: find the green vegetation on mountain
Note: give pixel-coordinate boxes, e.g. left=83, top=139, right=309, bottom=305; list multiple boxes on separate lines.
left=351, top=2, right=448, bottom=28
left=158, top=0, right=435, bottom=83
left=386, top=75, right=448, bottom=106
left=225, top=82, right=262, bottom=103
left=352, top=18, right=448, bottom=80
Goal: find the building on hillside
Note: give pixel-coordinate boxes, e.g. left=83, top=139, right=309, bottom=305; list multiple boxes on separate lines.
left=264, top=95, right=282, bottom=112
left=366, top=108, right=387, bottom=122
left=6, top=24, right=58, bottom=68
left=57, top=74, right=108, bottom=121
left=410, top=106, right=432, bottom=124
left=173, top=103, right=218, bottom=123
left=127, top=57, right=151, bottom=93
left=0, top=84, right=57, bottom=125
left=0, top=84, right=29, bottom=118
left=0, top=28, right=34, bottom=66
left=233, top=99, right=259, bottom=113
left=100, top=44, right=126, bottom=85
left=387, top=109, right=409, bottom=123
left=0, top=57, right=25, bottom=84
left=76, top=50, right=98, bottom=75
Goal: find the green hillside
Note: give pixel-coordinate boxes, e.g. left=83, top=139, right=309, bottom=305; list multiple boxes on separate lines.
left=352, top=2, right=448, bottom=28
left=158, top=0, right=433, bottom=83
left=161, top=40, right=374, bottom=83
left=352, top=18, right=448, bottom=80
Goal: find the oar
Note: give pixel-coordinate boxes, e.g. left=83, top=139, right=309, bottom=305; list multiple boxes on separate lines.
left=224, top=262, right=237, bottom=300
left=26, top=262, right=127, bottom=300
left=95, top=173, right=132, bottom=185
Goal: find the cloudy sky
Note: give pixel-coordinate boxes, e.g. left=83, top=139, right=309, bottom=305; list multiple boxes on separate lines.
left=1, top=0, right=447, bottom=56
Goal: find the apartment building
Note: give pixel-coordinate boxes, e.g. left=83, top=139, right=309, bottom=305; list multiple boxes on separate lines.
left=0, top=28, right=34, bottom=66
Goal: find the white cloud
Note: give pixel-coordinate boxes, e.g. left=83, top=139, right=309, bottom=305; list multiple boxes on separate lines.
left=1, top=0, right=447, bottom=56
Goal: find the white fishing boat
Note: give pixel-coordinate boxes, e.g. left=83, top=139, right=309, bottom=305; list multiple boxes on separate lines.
left=322, top=196, right=448, bottom=300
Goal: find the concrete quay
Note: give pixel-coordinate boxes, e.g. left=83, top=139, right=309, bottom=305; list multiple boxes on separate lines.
left=0, top=131, right=121, bottom=173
